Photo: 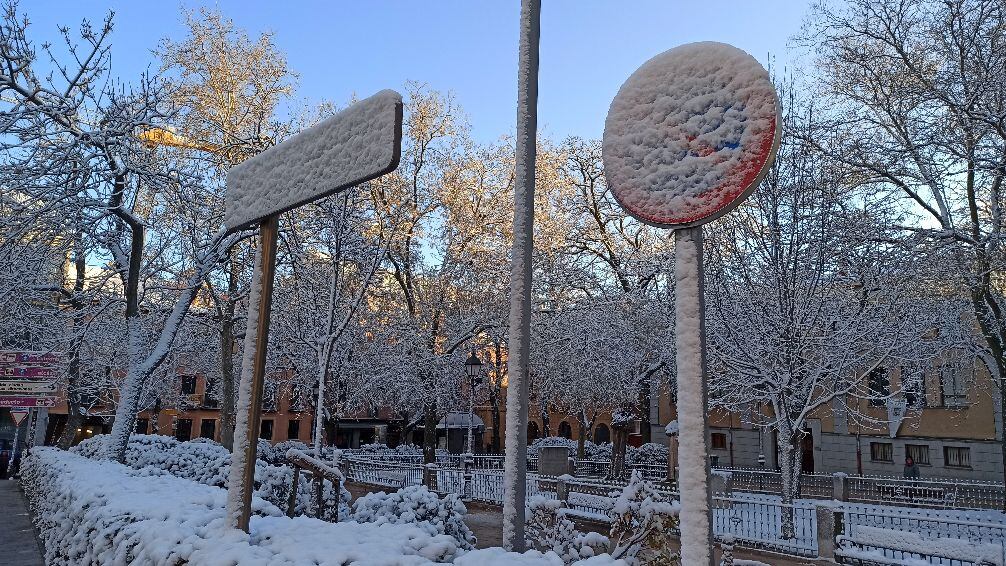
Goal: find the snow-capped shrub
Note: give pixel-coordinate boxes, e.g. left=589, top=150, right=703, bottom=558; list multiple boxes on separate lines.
left=21, top=447, right=473, bottom=565
left=262, top=439, right=311, bottom=465
left=608, top=471, right=679, bottom=565
left=351, top=485, right=476, bottom=550
left=73, top=434, right=349, bottom=520
left=526, top=496, right=608, bottom=564
left=625, top=443, right=668, bottom=466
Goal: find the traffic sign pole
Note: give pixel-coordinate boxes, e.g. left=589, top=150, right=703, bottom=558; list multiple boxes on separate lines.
left=234, top=213, right=278, bottom=532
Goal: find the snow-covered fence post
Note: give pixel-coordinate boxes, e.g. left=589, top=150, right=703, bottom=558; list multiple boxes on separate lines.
left=463, top=452, right=473, bottom=501
left=556, top=476, right=569, bottom=504
left=833, top=472, right=850, bottom=501
left=287, top=466, right=301, bottom=517
left=502, top=0, right=541, bottom=552
left=221, top=90, right=403, bottom=532
left=602, top=42, right=780, bottom=566
left=424, top=462, right=438, bottom=492
left=815, top=504, right=837, bottom=560
left=719, top=535, right=735, bottom=566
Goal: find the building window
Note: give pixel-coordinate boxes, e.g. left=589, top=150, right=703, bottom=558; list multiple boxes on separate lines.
left=902, top=364, right=926, bottom=409
left=944, top=446, right=971, bottom=468
left=906, top=444, right=930, bottom=465
left=200, top=419, right=216, bottom=439
left=870, top=442, right=893, bottom=462
left=287, top=419, right=300, bottom=441
left=135, top=418, right=149, bottom=435
left=175, top=418, right=193, bottom=442
left=260, top=419, right=274, bottom=440
left=181, top=375, right=197, bottom=395
left=558, top=421, right=572, bottom=440
left=711, top=432, right=728, bottom=450
left=868, top=368, right=890, bottom=406
left=941, top=354, right=971, bottom=408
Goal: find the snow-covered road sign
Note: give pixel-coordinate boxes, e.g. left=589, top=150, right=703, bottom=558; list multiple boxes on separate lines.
left=0, top=366, right=59, bottom=379
left=224, top=89, right=403, bottom=231
left=223, top=89, right=404, bottom=534
left=602, top=42, right=780, bottom=566
left=603, top=42, right=780, bottom=229
left=0, top=396, right=56, bottom=408
left=0, top=350, right=63, bottom=365
left=0, top=380, right=57, bottom=394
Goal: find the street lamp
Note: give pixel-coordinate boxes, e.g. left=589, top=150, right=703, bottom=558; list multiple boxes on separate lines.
left=464, top=351, right=483, bottom=454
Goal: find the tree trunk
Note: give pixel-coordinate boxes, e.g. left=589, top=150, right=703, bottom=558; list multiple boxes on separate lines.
left=423, top=403, right=438, bottom=465
left=609, top=425, right=628, bottom=479
left=540, top=402, right=551, bottom=437
left=56, top=351, right=84, bottom=449
left=490, top=402, right=501, bottom=453
left=638, top=376, right=651, bottom=444
left=579, top=418, right=587, bottom=462
left=219, top=312, right=236, bottom=449
left=778, top=433, right=803, bottom=540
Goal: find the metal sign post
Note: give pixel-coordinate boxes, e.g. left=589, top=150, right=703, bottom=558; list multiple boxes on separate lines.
left=602, top=42, right=780, bottom=565
left=223, top=90, right=402, bottom=532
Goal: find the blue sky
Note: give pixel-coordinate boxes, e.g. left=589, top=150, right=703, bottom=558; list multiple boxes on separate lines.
left=29, top=1, right=812, bottom=143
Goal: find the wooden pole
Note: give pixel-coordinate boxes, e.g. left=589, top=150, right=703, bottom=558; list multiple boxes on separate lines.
left=502, top=0, right=540, bottom=552
left=234, top=213, right=279, bottom=532
left=674, top=226, right=715, bottom=565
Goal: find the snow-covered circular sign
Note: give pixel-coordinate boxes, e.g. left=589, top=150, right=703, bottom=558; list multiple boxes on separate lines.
left=602, top=42, right=780, bottom=228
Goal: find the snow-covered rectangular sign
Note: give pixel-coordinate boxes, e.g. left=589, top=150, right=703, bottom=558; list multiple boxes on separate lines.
left=0, top=350, right=63, bottom=365
left=224, top=89, right=403, bottom=231
left=0, top=380, right=56, bottom=394
left=0, top=366, right=59, bottom=379
left=0, top=395, right=56, bottom=408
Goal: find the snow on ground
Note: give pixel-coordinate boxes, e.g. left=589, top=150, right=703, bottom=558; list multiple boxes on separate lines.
left=20, top=448, right=625, bottom=565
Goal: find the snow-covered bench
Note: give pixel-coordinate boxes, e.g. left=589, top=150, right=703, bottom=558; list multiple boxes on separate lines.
left=875, top=482, right=956, bottom=508
left=836, top=526, right=1004, bottom=566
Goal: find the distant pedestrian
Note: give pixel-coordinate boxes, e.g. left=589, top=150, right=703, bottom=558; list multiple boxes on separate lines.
left=904, top=456, right=920, bottom=479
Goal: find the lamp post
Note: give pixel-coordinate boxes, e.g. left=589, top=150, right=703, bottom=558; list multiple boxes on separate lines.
left=464, top=351, right=483, bottom=454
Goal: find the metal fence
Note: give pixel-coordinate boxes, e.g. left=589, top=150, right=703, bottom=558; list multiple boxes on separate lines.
left=713, top=495, right=818, bottom=557
left=839, top=504, right=1006, bottom=565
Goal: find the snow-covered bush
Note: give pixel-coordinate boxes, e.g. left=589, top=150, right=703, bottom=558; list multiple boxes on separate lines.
left=262, top=439, right=311, bottom=465
left=351, top=485, right=476, bottom=550
left=21, top=447, right=478, bottom=565
left=625, top=443, right=668, bottom=466
left=73, top=434, right=349, bottom=520
left=526, top=496, right=608, bottom=564
left=358, top=442, right=422, bottom=455
left=608, top=472, right=679, bottom=565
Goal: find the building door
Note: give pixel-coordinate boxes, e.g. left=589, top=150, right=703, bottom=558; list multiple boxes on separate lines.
left=800, top=429, right=814, bottom=473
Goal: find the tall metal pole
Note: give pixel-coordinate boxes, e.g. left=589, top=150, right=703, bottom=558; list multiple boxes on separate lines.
left=674, top=226, right=715, bottom=565
left=226, top=213, right=279, bottom=532
left=503, top=0, right=540, bottom=552
left=467, top=377, right=474, bottom=455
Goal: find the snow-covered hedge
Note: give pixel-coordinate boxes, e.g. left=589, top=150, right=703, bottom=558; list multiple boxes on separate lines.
left=527, top=438, right=668, bottom=466
left=73, top=434, right=349, bottom=520
left=352, top=485, right=476, bottom=550
left=21, top=447, right=623, bottom=565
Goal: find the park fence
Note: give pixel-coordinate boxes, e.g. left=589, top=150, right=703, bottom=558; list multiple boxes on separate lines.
left=341, top=452, right=1006, bottom=564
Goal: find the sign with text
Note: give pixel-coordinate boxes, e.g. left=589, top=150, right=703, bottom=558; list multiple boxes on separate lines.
left=0, top=396, right=56, bottom=408
left=0, top=367, right=59, bottom=379
left=224, top=89, right=403, bottom=231
left=0, top=381, right=57, bottom=394
left=0, top=351, right=63, bottom=365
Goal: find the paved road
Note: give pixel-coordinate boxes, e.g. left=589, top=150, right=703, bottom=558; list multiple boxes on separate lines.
left=0, top=480, right=43, bottom=566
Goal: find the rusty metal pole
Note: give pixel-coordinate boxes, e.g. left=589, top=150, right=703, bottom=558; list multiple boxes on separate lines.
left=235, top=213, right=279, bottom=532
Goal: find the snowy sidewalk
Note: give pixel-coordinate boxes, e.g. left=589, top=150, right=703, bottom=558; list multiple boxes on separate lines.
left=0, top=479, right=43, bottom=566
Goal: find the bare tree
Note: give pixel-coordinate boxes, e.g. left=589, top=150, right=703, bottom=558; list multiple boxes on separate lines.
left=801, top=0, right=1006, bottom=484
